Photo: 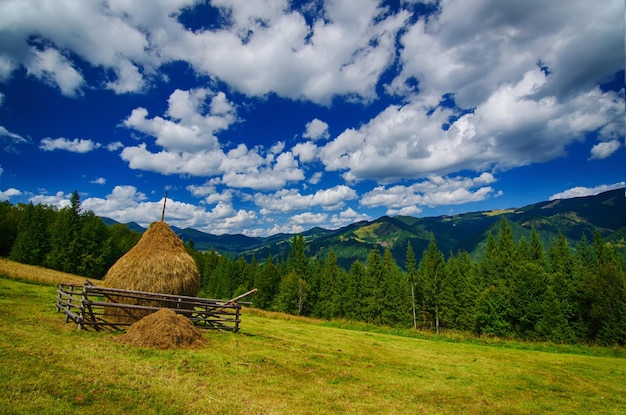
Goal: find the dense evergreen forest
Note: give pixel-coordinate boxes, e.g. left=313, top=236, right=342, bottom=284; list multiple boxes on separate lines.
left=1, top=191, right=624, bottom=345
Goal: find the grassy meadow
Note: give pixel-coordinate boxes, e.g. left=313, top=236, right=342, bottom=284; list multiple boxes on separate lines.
left=0, top=260, right=625, bottom=414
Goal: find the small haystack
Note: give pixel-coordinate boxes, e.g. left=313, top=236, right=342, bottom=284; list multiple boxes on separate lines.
left=104, top=221, right=201, bottom=323
left=115, top=309, right=207, bottom=349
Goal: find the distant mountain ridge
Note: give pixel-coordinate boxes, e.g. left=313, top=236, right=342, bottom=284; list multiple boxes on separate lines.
left=102, top=188, right=626, bottom=269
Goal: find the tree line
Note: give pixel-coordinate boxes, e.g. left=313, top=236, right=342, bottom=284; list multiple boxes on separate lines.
left=0, top=192, right=140, bottom=279
left=1, top=194, right=624, bottom=345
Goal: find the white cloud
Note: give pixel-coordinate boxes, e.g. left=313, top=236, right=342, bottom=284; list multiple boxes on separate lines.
left=0, top=0, right=173, bottom=93
left=254, top=185, right=358, bottom=213
left=386, top=205, right=423, bottom=217
left=321, top=69, right=624, bottom=182
left=390, top=0, right=624, bottom=107
left=290, top=211, right=328, bottom=225
left=106, top=141, right=124, bottom=151
left=0, top=126, right=27, bottom=149
left=124, top=88, right=236, bottom=153
left=25, top=47, right=84, bottom=96
left=0, top=55, right=17, bottom=81
left=164, top=0, right=408, bottom=103
left=90, top=177, right=107, bottom=185
left=0, top=187, right=21, bottom=201
left=81, top=185, right=258, bottom=234
left=549, top=182, right=625, bottom=200
left=303, top=118, right=329, bottom=140
left=330, top=207, right=371, bottom=229
left=292, top=141, right=318, bottom=163
left=40, top=137, right=101, bottom=153
left=30, top=191, right=71, bottom=208
left=589, top=140, right=622, bottom=160
left=361, top=173, right=498, bottom=210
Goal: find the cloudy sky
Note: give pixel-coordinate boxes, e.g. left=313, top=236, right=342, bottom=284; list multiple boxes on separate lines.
left=0, top=0, right=624, bottom=236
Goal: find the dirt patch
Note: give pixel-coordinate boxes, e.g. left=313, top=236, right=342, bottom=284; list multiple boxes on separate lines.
left=114, top=308, right=208, bottom=349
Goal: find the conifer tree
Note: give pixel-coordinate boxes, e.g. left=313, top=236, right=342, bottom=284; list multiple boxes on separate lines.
left=361, top=248, right=383, bottom=323
left=345, top=260, right=365, bottom=321
left=380, top=247, right=410, bottom=326
left=445, top=251, right=478, bottom=331
left=47, top=190, right=82, bottom=273
left=254, top=254, right=281, bottom=309
left=10, top=203, right=52, bottom=265
left=406, top=242, right=418, bottom=329
left=418, top=234, right=446, bottom=333
left=0, top=201, right=19, bottom=257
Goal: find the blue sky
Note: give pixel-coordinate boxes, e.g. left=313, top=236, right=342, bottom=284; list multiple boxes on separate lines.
left=0, top=0, right=624, bottom=236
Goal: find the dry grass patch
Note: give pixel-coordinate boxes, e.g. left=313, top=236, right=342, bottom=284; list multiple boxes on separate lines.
left=0, top=258, right=91, bottom=286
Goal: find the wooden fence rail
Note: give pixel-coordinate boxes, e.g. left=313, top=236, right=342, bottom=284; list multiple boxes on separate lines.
left=56, top=281, right=252, bottom=332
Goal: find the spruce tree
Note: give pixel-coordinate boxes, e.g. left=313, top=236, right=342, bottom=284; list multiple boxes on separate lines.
left=254, top=254, right=281, bottom=309
left=406, top=242, right=418, bottom=329
left=418, top=234, right=446, bottom=333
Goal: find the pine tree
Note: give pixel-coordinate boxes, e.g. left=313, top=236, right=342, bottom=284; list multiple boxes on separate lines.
left=510, top=261, right=548, bottom=338
left=10, top=203, right=52, bottom=265
left=535, top=285, right=575, bottom=343
left=254, top=254, right=281, bottom=309
left=316, top=248, right=340, bottom=319
left=47, top=191, right=82, bottom=273
left=361, top=248, right=383, bottom=323
left=445, top=251, right=478, bottom=331
left=418, top=234, right=446, bottom=333
left=0, top=201, right=19, bottom=257
left=345, top=260, right=365, bottom=321
left=380, top=247, right=410, bottom=326
left=406, top=242, right=418, bottom=329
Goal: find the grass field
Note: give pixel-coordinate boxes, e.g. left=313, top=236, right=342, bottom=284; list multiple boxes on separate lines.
left=0, top=260, right=625, bottom=414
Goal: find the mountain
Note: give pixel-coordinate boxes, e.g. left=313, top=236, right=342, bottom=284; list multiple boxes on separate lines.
left=103, top=188, right=626, bottom=269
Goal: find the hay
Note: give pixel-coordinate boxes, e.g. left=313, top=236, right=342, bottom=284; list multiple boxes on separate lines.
left=103, top=221, right=201, bottom=323
left=114, top=309, right=207, bottom=349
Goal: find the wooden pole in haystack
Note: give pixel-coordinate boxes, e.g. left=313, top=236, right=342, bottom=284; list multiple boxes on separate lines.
left=161, top=191, right=168, bottom=222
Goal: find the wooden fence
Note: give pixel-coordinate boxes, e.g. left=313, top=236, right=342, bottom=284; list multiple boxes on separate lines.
left=56, top=281, right=252, bottom=332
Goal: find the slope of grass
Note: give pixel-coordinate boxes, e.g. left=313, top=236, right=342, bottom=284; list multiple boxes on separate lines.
left=1, top=272, right=625, bottom=415
left=0, top=258, right=92, bottom=286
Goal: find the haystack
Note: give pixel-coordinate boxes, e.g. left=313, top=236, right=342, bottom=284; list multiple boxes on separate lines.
left=114, top=309, right=207, bottom=349
left=103, top=221, right=201, bottom=323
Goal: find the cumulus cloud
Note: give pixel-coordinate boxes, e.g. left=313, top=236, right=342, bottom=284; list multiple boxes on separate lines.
left=549, top=182, right=625, bottom=200
left=303, top=118, right=329, bottom=140
left=40, top=137, right=101, bottom=153
left=0, top=0, right=173, bottom=93
left=330, top=207, right=371, bottom=229
left=254, top=185, right=358, bottom=214
left=106, top=141, right=124, bottom=151
left=361, top=173, right=499, bottom=210
left=122, top=90, right=306, bottom=191
left=124, top=88, right=236, bottom=153
left=0, top=187, right=21, bottom=201
left=389, top=0, right=623, bottom=107
left=30, top=191, right=71, bottom=208
left=589, top=140, right=622, bottom=160
left=321, top=69, right=624, bottom=182
left=90, top=177, right=106, bottom=185
left=26, top=47, right=84, bottom=96
left=163, top=0, right=408, bottom=103
left=81, top=185, right=258, bottom=235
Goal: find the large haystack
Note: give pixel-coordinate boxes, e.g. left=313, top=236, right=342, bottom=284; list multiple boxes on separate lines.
left=104, top=221, right=201, bottom=323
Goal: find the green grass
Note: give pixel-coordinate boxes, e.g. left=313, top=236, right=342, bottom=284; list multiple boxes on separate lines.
left=1, top=276, right=625, bottom=414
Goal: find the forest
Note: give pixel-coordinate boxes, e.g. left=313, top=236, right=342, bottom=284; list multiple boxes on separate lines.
left=1, top=191, right=625, bottom=345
